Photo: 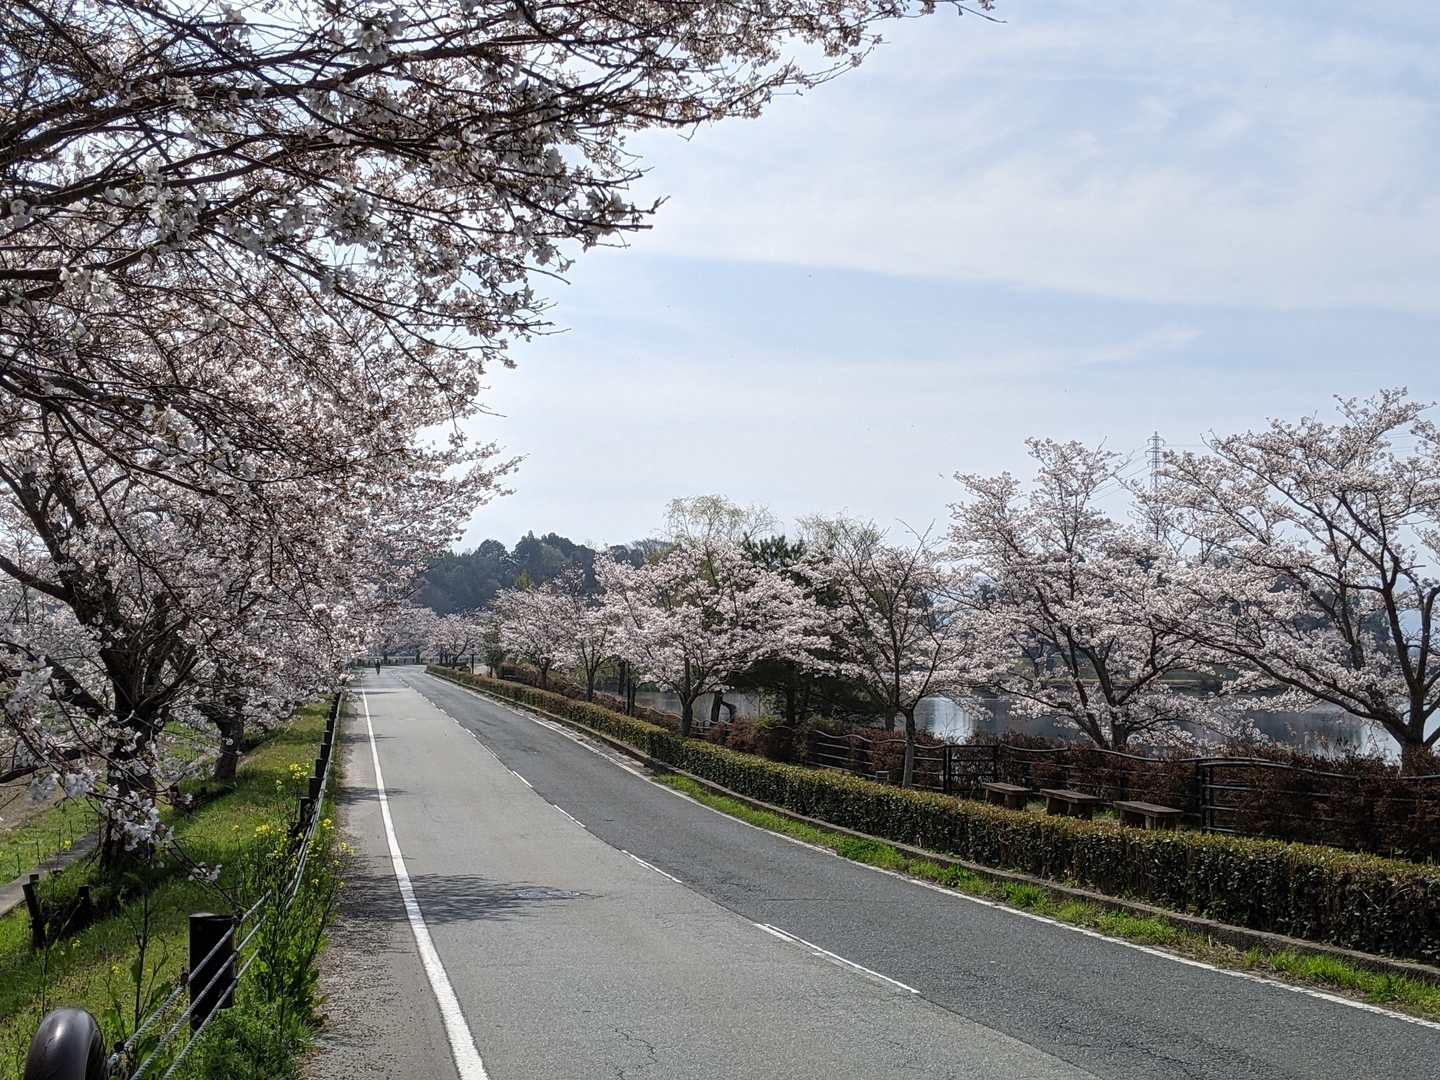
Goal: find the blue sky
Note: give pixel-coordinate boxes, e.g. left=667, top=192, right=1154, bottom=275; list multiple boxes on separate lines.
left=458, top=0, right=1440, bottom=550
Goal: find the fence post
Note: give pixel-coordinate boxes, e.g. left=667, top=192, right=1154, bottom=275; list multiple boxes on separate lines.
left=942, top=745, right=952, bottom=796
left=22, top=874, right=43, bottom=949
left=1194, top=760, right=1205, bottom=831
left=188, top=913, right=237, bottom=1031
left=24, top=1007, right=106, bottom=1080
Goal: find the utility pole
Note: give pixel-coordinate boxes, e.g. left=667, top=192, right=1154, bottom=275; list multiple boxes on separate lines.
left=1147, top=432, right=1165, bottom=539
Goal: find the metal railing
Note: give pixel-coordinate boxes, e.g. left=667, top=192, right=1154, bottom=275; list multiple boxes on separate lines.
left=22, top=690, right=344, bottom=1080
left=475, top=665, right=1440, bottom=855
left=802, top=729, right=1440, bottom=855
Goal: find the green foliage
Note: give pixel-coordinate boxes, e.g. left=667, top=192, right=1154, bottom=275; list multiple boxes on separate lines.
left=433, top=667, right=1440, bottom=964
left=833, top=837, right=905, bottom=869
left=232, top=816, right=347, bottom=1028
left=0, top=701, right=337, bottom=1079
left=0, top=797, right=94, bottom=882
left=656, top=744, right=1440, bottom=1022
left=417, top=533, right=659, bottom=614
left=170, top=995, right=307, bottom=1080
left=1000, top=882, right=1048, bottom=910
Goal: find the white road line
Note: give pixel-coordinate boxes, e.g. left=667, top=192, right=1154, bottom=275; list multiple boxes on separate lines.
left=620, top=849, right=683, bottom=883
left=361, top=691, right=491, bottom=1080
left=509, top=769, right=533, bottom=788
left=553, top=805, right=586, bottom=829
left=756, top=923, right=919, bottom=994
left=405, top=673, right=1440, bottom=1031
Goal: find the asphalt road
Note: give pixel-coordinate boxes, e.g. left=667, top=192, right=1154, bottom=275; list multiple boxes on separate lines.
left=309, top=668, right=1439, bottom=1080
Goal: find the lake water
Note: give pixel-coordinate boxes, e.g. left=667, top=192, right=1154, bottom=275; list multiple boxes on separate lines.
left=634, top=688, right=1397, bottom=759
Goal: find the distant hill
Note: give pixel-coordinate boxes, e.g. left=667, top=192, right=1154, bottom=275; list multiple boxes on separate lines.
left=416, top=532, right=657, bottom=614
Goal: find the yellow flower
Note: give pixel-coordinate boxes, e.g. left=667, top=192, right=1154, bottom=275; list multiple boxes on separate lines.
left=70, top=939, right=79, bottom=950
left=111, top=964, right=120, bottom=975
left=61, top=839, right=71, bottom=850
left=321, top=818, right=332, bottom=829
left=254, top=823, right=271, bottom=836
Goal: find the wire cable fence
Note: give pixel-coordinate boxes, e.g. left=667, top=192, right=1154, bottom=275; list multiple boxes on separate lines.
left=22, top=690, right=344, bottom=1080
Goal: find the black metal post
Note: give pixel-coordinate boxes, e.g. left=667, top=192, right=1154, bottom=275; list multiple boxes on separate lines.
left=1198, top=762, right=1213, bottom=832
left=24, top=1007, right=106, bottom=1080
left=22, top=874, right=43, bottom=949
left=942, top=745, right=952, bottom=796
left=307, top=773, right=322, bottom=802
left=188, top=913, right=236, bottom=1031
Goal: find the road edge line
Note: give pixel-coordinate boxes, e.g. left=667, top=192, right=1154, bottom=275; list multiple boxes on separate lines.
left=361, top=689, right=491, bottom=1080
left=416, top=672, right=1440, bottom=1032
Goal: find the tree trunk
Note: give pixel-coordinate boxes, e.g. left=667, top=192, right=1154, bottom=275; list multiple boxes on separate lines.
left=883, top=705, right=898, bottom=733
left=1399, top=738, right=1436, bottom=776
left=585, top=668, right=596, bottom=701
left=709, top=693, right=725, bottom=727
left=902, top=707, right=917, bottom=788
left=539, top=660, right=551, bottom=690
left=100, top=716, right=164, bottom=870
left=213, top=714, right=245, bottom=781
left=784, top=681, right=797, bottom=727
left=680, top=698, right=694, bottom=739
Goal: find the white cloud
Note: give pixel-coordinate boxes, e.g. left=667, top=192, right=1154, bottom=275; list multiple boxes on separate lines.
left=454, top=1, right=1440, bottom=549
left=616, top=0, right=1440, bottom=312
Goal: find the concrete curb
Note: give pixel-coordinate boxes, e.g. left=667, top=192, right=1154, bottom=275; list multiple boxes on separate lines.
left=0, top=829, right=101, bottom=920
left=435, top=671, right=1440, bottom=986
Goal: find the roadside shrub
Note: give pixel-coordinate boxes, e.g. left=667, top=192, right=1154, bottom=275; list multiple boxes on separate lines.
left=430, top=666, right=1440, bottom=964
left=173, top=997, right=307, bottom=1080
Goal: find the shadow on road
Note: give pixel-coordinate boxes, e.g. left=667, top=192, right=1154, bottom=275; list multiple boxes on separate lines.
left=340, top=860, right=591, bottom=927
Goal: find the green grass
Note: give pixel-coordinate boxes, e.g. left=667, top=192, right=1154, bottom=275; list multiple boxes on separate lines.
left=0, top=795, right=96, bottom=883
left=657, top=771, right=1440, bottom=1022
left=0, top=703, right=334, bottom=1079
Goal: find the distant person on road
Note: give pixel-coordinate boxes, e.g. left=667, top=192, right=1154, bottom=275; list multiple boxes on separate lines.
left=375, top=660, right=381, bottom=675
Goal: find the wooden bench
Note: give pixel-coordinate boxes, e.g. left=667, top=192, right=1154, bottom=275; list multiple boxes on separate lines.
left=1113, top=800, right=1183, bottom=830
left=980, top=781, right=1031, bottom=811
left=1039, top=788, right=1105, bottom=820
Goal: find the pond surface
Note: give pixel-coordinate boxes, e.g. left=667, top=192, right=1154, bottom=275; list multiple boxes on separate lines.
left=631, top=687, right=1396, bottom=759
left=917, top=695, right=1395, bottom=759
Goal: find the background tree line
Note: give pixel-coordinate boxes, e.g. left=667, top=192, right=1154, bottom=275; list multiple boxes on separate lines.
left=396, top=396, right=1440, bottom=786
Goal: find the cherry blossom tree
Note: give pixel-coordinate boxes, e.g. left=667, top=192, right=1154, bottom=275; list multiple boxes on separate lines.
left=802, top=516, right=973, bottom=786
left=950, top=440, right=1227, bottom=752
left=599, top=541, right=825, bottom=738
left=534, top=571, right=622, bottom=701
left=0, top=344, right=489, bottom=863
left=0, top=0, right=991, bottom=495
left=493, top=582, right=574, bottom=690
left=431, top=612, right=484, bottom=668
left=1157, top=391, right=1440, bottom=771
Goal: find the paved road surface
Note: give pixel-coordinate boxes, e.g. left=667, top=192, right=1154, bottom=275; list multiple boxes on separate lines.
left=308, top=668, right=1438, bottom=1079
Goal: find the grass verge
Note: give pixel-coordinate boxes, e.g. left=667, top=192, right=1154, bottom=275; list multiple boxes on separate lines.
left=0, top=701, right=337, bottom=1080
left=1, top=796, right=95, bottom=884
left=656, top=772, right=1440, bottom=1022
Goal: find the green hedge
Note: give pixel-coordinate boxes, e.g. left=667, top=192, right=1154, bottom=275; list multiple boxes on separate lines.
left=427, top=666, right=1440, bottom=963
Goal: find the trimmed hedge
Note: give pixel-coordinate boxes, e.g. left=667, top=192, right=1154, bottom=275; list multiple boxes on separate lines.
left=427, top=666, right=1440, bottom=964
